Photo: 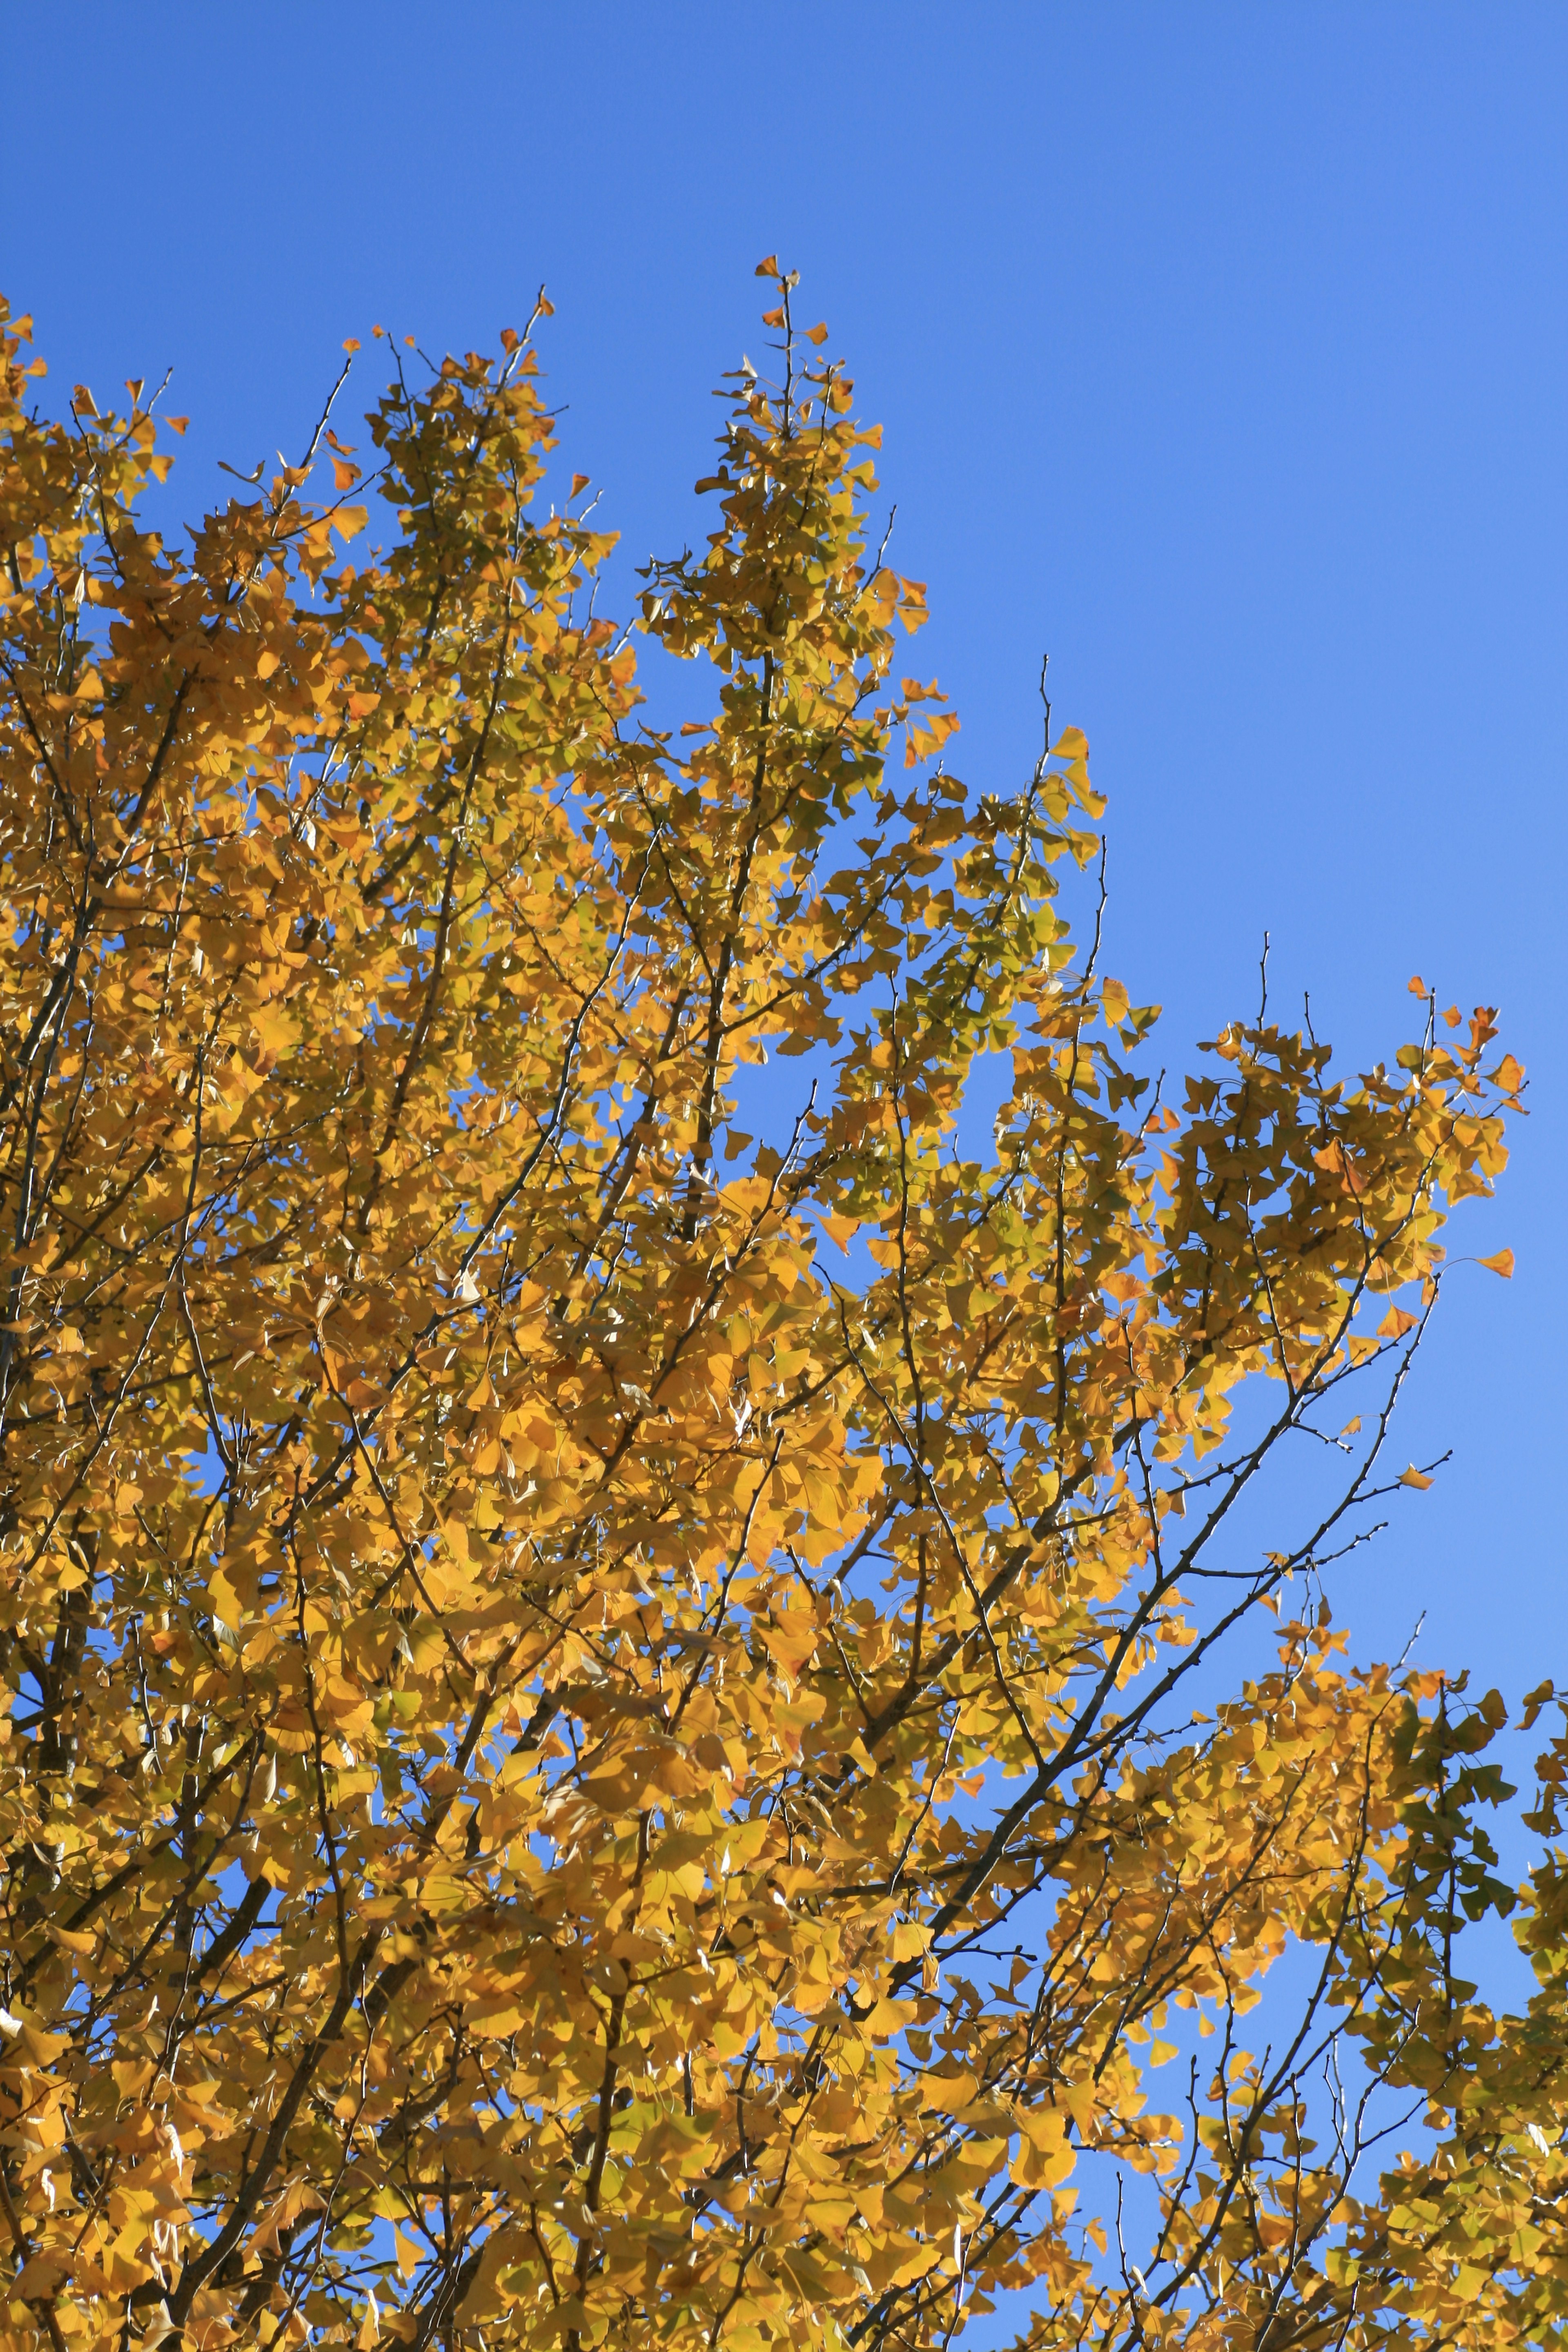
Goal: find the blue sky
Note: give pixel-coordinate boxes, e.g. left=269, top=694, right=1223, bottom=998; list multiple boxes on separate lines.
left=7, top=2, right=1563, bottom=1719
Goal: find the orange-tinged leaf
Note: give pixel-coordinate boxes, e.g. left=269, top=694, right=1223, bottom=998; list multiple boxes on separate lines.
left=1478, top=1249, right=1515, bottom=1277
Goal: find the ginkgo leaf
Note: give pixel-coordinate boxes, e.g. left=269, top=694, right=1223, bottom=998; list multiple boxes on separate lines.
left=1478, top=1248, right=1515, bottom=1277
left=0, top=272, right=1541, bottom=2352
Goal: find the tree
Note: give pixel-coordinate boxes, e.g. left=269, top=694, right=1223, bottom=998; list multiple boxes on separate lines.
left=0, top=261, right=1560, bottom=2352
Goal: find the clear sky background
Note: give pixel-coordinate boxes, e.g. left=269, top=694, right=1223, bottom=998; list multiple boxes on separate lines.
left=6, top=5, right=1563, bottom=1738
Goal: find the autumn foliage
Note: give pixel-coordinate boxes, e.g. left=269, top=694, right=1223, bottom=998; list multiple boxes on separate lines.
left=0, top=264, right=1561, bottom=2352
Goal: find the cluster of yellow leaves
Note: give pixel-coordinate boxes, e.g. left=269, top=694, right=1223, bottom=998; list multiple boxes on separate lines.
left=0, top=264, right=1556, bottom=2352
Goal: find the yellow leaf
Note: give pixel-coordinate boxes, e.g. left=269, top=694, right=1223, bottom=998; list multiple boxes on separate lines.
left=209, top=1568, right=243, bottom=1626
left=1400, top=1466, right=1434, bottom=1490
left=917, top=2070, right=979, bottom=2113
left=1478, top=1249, right=1514, bottom=1278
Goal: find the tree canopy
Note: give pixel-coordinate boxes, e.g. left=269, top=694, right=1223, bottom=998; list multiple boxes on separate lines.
left=0, top=264, right=1561, bottom=2352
